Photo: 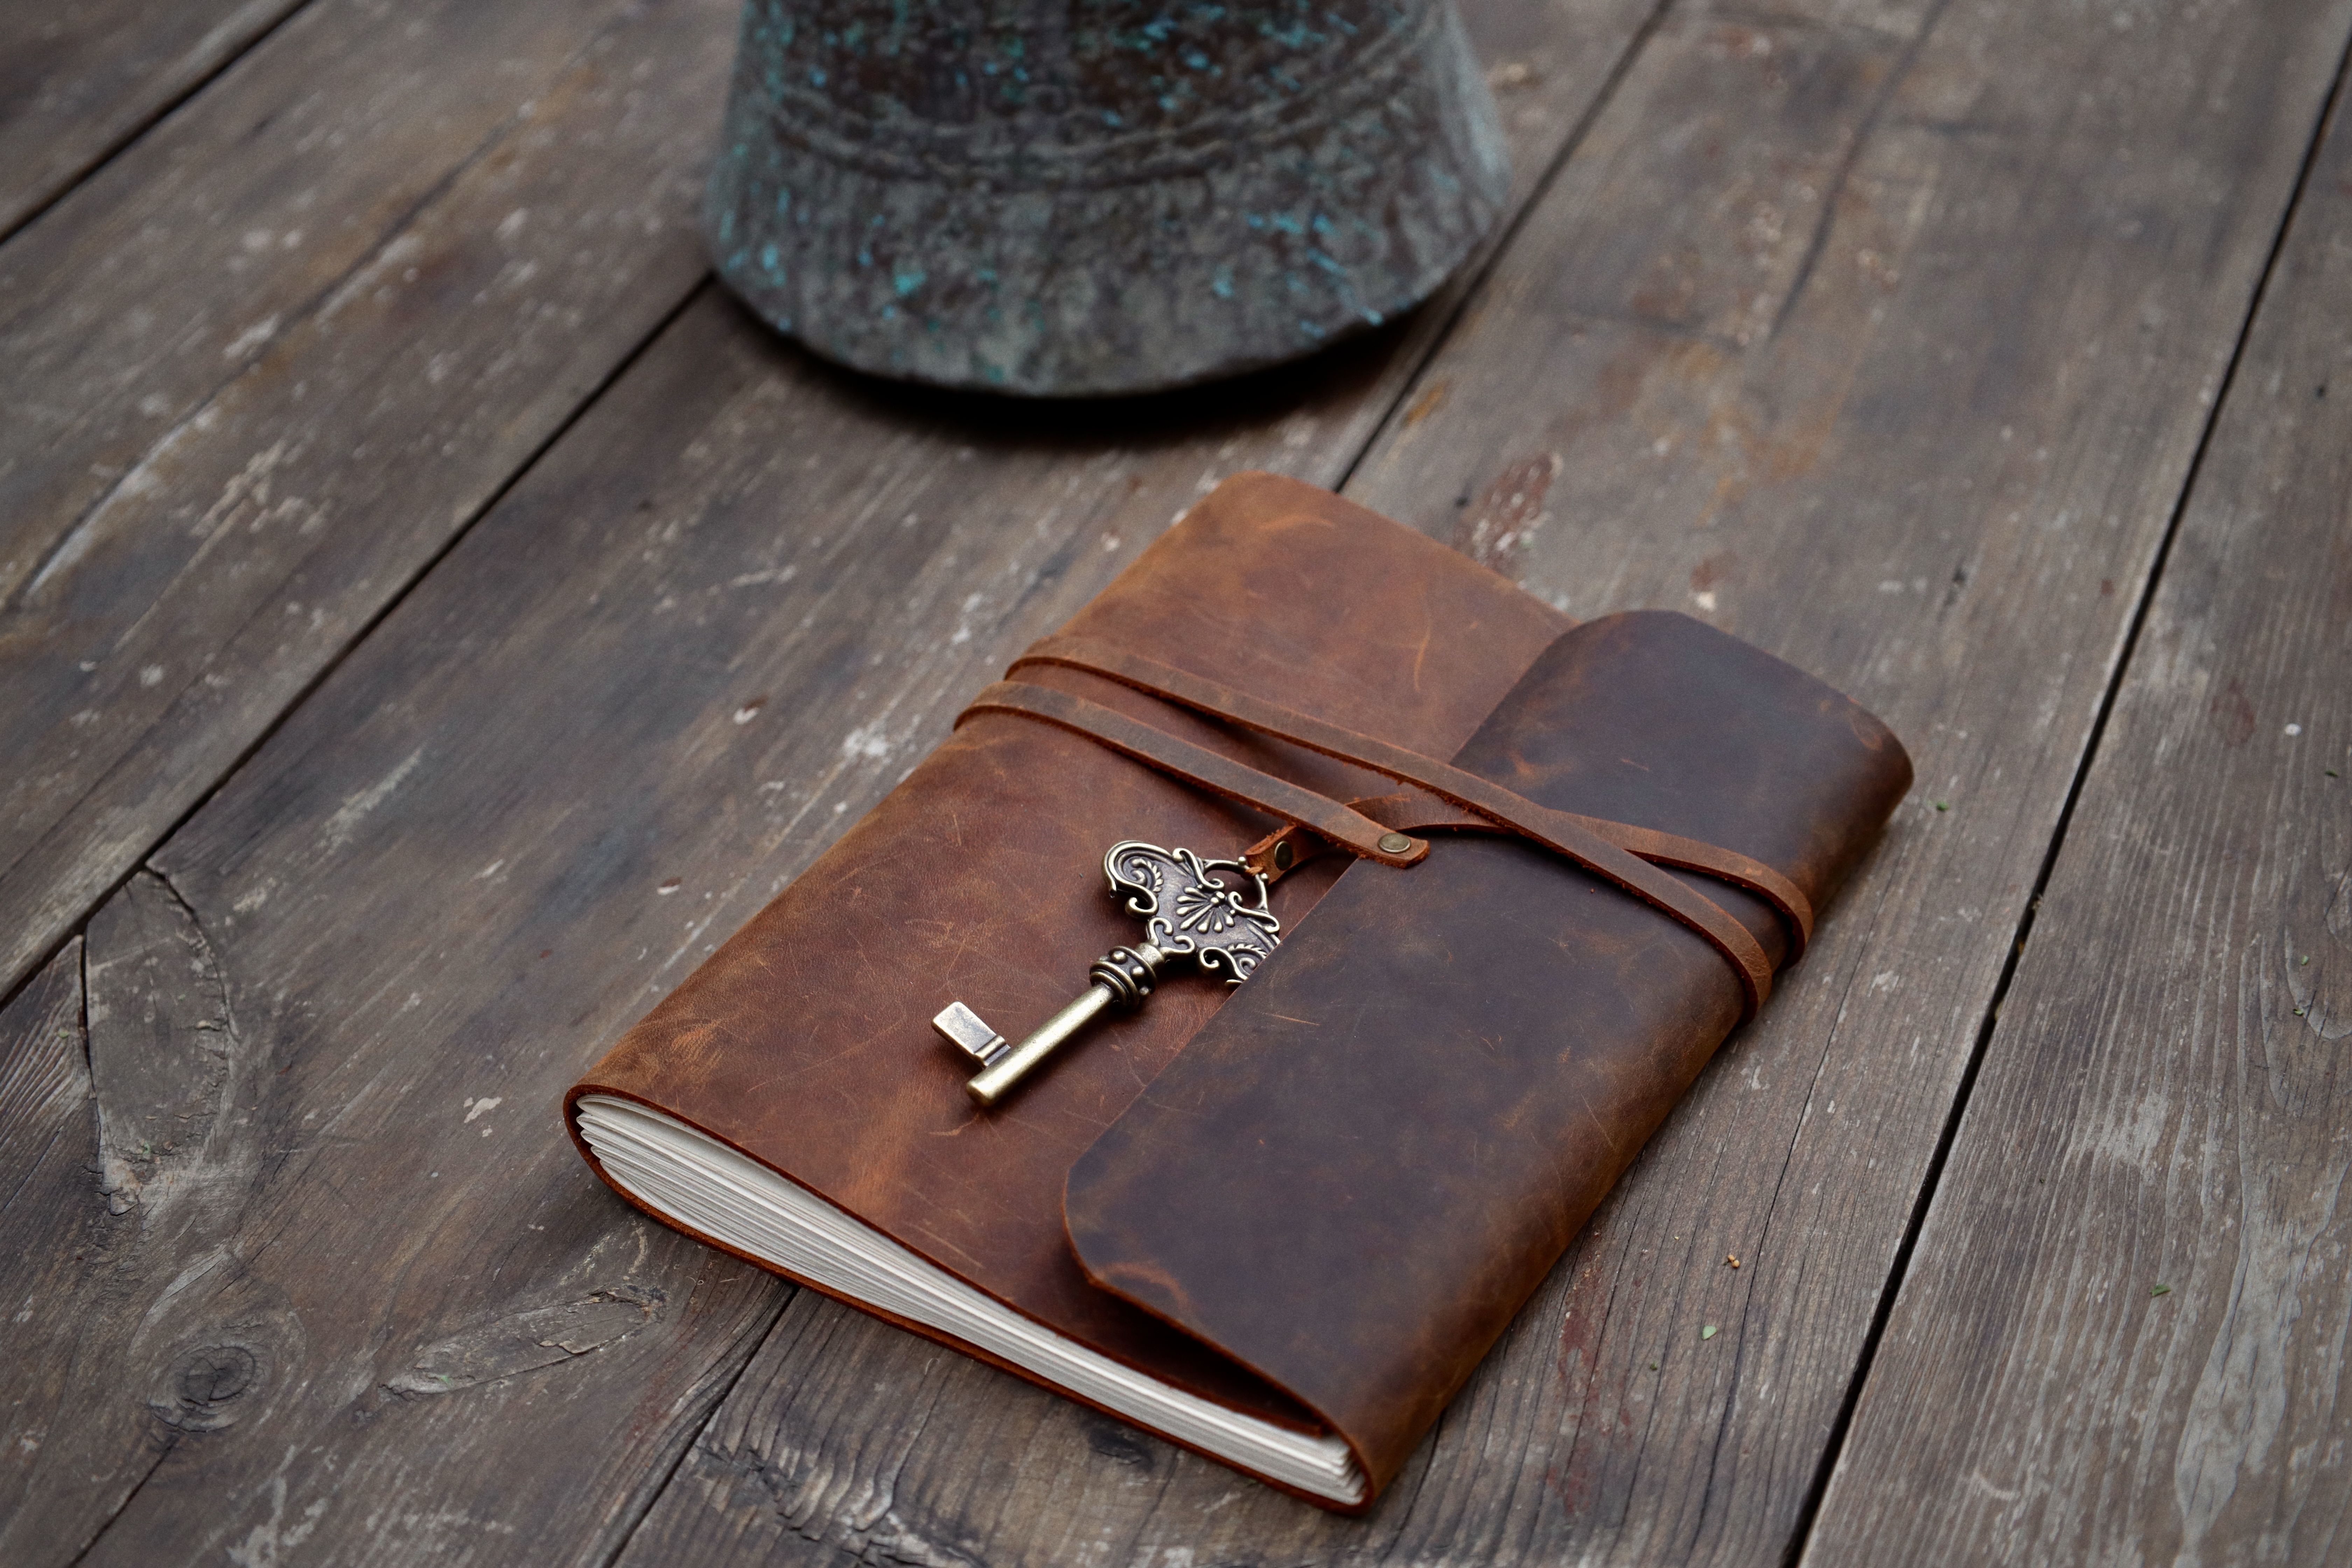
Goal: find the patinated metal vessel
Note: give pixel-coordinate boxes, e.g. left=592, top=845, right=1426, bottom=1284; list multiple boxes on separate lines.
left=705, top=0, right=1510, bottom=395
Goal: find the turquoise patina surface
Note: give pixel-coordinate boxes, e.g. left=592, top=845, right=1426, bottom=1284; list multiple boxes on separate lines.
left=706, top=0, right=1508, bottom=394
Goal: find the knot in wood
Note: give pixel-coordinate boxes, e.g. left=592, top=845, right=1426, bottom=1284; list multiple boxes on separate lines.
left=159, top=1343, right=259, bottom=1429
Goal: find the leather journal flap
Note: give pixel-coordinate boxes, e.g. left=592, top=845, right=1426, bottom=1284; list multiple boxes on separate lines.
left=1063, top=611, right=1913, bottom=1500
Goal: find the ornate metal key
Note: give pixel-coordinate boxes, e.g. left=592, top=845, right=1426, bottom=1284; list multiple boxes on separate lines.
left=933, top=841, right=1282, bottom=1107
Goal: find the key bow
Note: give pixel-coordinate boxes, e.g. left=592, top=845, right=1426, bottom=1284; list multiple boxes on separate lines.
left=933, top=841, right=1281, bottom=1107
left=1106, top=841, right=1280, bottom=980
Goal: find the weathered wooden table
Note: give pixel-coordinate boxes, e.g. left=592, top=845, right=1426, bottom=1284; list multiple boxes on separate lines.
left=4, top=0, right=2347, bottom=1562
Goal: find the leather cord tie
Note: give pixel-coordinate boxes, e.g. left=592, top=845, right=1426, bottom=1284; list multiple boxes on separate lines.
left=961, top=637, right=1814, bottom=1022
left=958, top=682, right=1427, bottom=869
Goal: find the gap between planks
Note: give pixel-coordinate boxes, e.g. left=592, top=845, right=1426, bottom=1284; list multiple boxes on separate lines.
left=0, top=0, right=743, bottom=1013
left=0, top=0, right=314, bottom=246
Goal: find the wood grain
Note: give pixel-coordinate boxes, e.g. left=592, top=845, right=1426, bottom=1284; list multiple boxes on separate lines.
left=0, top=0, right=305, bottom=241
left=1801, top=71, right=2352, bottom=1568
left=0, top=872, right=301, bottom=1562
left=0, top=0, right=734, bottom=1007
left=611, top=0, right=2352, bottom=1563
left=0, top=1, right=1665, bottom=1558
left=0, top=941, right=117, bottom=1552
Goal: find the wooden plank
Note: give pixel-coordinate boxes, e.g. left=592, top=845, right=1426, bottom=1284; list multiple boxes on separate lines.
left=612, top=0, right=2352, bottom=1564
left=0, top=2, right=1668, bottom=1558
left=1800, top=75, right=2352, bottom=1568
left=0, top=0, right=733, bottom=1007
left=0, top=1, right=305, bottom=241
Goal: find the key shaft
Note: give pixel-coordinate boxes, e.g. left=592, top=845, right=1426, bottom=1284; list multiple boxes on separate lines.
left=964, top=984, right=1114, bottom=1106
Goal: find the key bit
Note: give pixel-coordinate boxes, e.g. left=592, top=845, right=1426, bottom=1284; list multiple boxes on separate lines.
left=933, top=840, right=1282, bottom=1107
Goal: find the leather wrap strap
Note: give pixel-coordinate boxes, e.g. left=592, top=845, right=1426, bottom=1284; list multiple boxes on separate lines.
left=964, top=634, right=1813, bottom=1021
left=959, top=684, right=1427, bottom=869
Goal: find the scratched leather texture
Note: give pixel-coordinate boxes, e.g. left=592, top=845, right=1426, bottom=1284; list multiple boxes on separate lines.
left=1063, top=610, right=1914, bottom=1500
left=567, top=472, right=1572, bottom=1437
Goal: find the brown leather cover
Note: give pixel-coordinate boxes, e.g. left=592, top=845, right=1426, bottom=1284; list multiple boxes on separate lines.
left=566, top=474, right=1572, bottom=1435
left=564, top=472, right=1911, bottom=1508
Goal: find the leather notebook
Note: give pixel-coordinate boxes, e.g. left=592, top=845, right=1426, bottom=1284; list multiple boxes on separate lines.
left=564, top=472, right=1912, bottom=1511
